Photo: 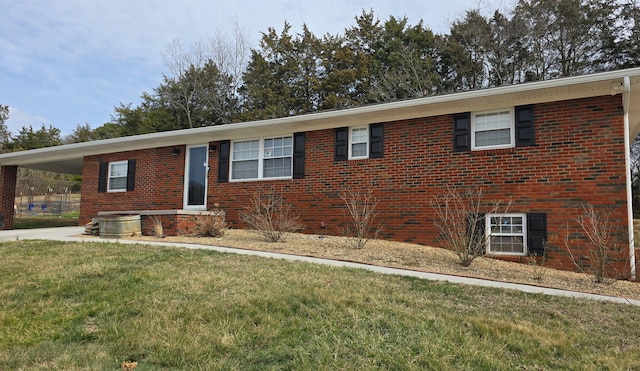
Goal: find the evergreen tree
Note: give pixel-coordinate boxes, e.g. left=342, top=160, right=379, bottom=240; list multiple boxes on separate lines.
left=239, top=22, right=300, bottom=120
left=67, top=123, right=95, bottom=143
left=611, top=0, right=640, bottom=68
left=514, top=0, right=614, bottom=78
left=11, top=124, right=61, bottom=151
left=369, top=17, right=440, bottom=101
left=317, top=33, right=360, bottom=109
left=0, top=105, right=11, bottom=152
left=440, top=10, right=492, bottom=91
left=343, top=10, right=384, bottom=104
left=292, top=24, right=323, bottom=113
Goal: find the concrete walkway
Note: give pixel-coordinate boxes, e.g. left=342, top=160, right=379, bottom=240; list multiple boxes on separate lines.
left=2, top=226, right=640, bottom=307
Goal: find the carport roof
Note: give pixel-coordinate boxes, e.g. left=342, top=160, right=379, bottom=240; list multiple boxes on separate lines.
left=2, top=67, right=640, bottom=175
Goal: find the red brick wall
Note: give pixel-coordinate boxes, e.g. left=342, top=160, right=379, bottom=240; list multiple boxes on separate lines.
left=79, top=95, right=632, bottom=275
left=140, top=214, right=203, bottom=236
left=209, top=95, right=630, bottom=275
left=80, top=146, right=186, bottom=223
left=0, top=166, right=17, bottom=230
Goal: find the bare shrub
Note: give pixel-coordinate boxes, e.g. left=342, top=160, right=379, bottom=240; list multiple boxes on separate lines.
left=193, top=206, right=227, bottom=237
left=150, top=215, right=164, bottom=238
left=528, top=241, right=549, bottom=281
left=432, top=186, right=509, bottom=267
left=240, top=187, right=304, bottom=242
left=563, top=204, right=627, bottom=283
left=339, top=187, right=383, bottom=249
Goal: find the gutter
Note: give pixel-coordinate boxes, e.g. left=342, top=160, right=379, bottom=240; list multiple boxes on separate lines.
left=623, top=76, right=637, bottom=280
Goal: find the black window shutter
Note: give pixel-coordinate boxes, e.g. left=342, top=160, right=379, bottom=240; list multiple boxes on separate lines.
left=474, top=213, right=486, bottom=253
left=98, top=162, right=107, bottom=193
left=465, top=213, right=486, bottom=253
left=218, top=140, right=230, bottom=183
left=369, top=123, right=384, bottom=159
left=126, top=159, right=136, bottom=191
left=527, top=213, right=547, bottom=256
left=453, top=113, right=471, bottom=152
left=515, top=105, right=535, bottom=147
left=293, top=132, right=305, bottom=179
left=334, top=127, right=348, bottom=161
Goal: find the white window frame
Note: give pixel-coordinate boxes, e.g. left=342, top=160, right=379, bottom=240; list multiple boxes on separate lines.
left=231, top=139, right=260, bottom=181
left=107, top=160, right=128, bottom=193
left=486, top=213, right=527, bottom=256
left=349, top=126, right=369, bottom=159
left=230, top=136, right=293, bottom=181
left=471, top=108, right=515, bottom=150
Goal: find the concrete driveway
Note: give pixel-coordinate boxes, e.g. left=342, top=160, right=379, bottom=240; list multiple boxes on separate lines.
left=2, top=226, right=639, bottom=306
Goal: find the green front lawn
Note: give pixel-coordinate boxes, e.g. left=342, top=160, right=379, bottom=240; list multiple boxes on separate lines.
left=13, top=216, right=79, bottom=229
left=1, top=240, right=638, bottom=370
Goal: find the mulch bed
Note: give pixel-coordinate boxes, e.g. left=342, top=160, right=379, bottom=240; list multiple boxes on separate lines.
left=125, top=229, right=640, bottom=300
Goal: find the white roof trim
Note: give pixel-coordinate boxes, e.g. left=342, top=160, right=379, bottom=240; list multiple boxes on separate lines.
left=2, top=67, right=640, bottom=174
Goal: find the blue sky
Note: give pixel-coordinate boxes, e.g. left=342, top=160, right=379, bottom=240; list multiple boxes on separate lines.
left=1, top=0, right=481, bottom=136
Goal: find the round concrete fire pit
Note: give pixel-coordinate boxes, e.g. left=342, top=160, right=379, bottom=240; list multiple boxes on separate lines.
left=99, top=214, right=141, bottom=238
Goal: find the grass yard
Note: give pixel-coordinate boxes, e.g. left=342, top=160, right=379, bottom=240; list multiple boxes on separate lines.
left=1, top=241, right=639, bottom=370
left=13, top=216, right=79, bottom=229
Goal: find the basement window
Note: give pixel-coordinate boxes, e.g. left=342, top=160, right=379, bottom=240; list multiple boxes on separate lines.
left=486, top=213, right=527, bottom=255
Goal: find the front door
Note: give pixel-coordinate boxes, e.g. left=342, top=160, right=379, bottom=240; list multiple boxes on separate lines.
left=184, top=145, right=208, bottom=209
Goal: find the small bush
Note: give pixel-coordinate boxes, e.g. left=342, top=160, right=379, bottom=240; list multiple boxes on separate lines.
left=193, top=208, right=227, bottom=237
left=563, top=204, right=627, bottom=283
left=240, top=187, right=304, bottom=242
left=528, top=241, right=549, bottom=281
left=150, top=215, right=164, bottom=238
left=339, top=187, right=382, bottom=249
left=432, top=186, right=510, bottom=267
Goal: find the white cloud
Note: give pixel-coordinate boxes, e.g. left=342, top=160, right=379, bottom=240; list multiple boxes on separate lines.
left=0, top=0, right=476, bottom=134
left=5, top=107, right=50, bottom=134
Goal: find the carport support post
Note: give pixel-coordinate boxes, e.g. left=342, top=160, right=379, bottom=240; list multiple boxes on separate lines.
left=0, top=166, right=17, bottom=230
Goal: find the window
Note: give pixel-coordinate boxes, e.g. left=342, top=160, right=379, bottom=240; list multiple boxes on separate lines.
left=350, top=127, right=368, bottom=159
left=472, top=109, right=514, bottom=150
left=231, top=140, right=259, bottom=180
left=231, top=136, right=293, bottom=180
left=334, top=124, right=383, bottom=161
left=108, top=161, right=128, bottom=192
left=98, top=159, right=135, bottom=193
left=486, top=213, right=527, bottom=255
left=264, top=137, right=293, bottom=177
left=453, top=106, right=534, bottom=152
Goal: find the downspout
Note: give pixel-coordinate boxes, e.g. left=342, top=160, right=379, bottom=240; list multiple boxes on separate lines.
left=622, top=76, right=637, bottom=280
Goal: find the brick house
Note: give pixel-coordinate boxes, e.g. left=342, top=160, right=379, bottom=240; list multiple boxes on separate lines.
left=1, top=68, right=639, bottom=277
